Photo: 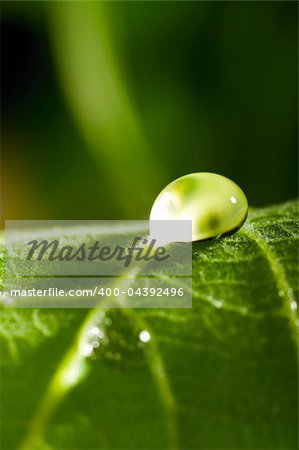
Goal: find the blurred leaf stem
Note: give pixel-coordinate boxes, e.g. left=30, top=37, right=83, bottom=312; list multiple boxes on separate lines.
left=48, top=2, right=165, bottom=217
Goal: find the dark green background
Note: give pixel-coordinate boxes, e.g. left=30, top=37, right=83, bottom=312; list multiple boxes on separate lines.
left=1, top=1, right=298, bottom=221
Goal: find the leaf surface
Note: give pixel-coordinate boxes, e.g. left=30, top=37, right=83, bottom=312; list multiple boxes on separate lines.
left=0, top=200, right=298, bottom=450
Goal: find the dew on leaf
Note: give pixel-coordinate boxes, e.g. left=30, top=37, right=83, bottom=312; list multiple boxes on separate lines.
left=81, top=343, right=94, bottom=357
left=214, top=300, right=223, bottom=309
left=87, top=311, right=148, bottom=370
left=291, top=301, right=297, bottom=311
left=91, top=340, right=100, bottom=349
left=150, top=172, right=248, bottom=242
left=88, top=326, right=104, bottom=339
left=139, top=330, right=151, bottom=343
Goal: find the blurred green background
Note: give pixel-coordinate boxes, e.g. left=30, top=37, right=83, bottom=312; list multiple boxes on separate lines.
left=1, top=1, right=298, bottom=226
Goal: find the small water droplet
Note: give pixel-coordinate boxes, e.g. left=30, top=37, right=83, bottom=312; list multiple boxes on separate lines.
left=81, top=343, right=94, bottom=357
left=278, top=289, right=284, bottom=298
left=88, top=326, right=104, bottom=338
left=139, top=330, right=151, bottom=343
left=214, top=300, right=223, bottom=309
left=88, top=311, right=148, bottom=370
left=104, top=317, right=112, bottom=326
left=291, top=300, right=297, bottom=311
left=150, top=172, right=248, bottom=242
left=91, top=340, right=100, bottom=349
left=288, top=288, right=294, bottom=299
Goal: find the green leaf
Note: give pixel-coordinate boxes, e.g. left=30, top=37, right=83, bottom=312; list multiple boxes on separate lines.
left=0, top=200, right=298, bottom=450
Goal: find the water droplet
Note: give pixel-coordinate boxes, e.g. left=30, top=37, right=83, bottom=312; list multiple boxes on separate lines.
left=288, top=288, right=294, bottom=299
left=139, top=330, right=151, bottom=343
left=91, top=340, right=100, bottom=349
left=88, top=326, right=104, bottom=339
left=88, top=311, right=148, bottom=370
left=81, top=343, right=94, bottom=357
left=214, top=300, right=223, bottom=309
left=240, top=306, right=248, bottom=315
left=291, top=300, right=297, bottom=311
left=150, top=172, right=248, bottom=242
